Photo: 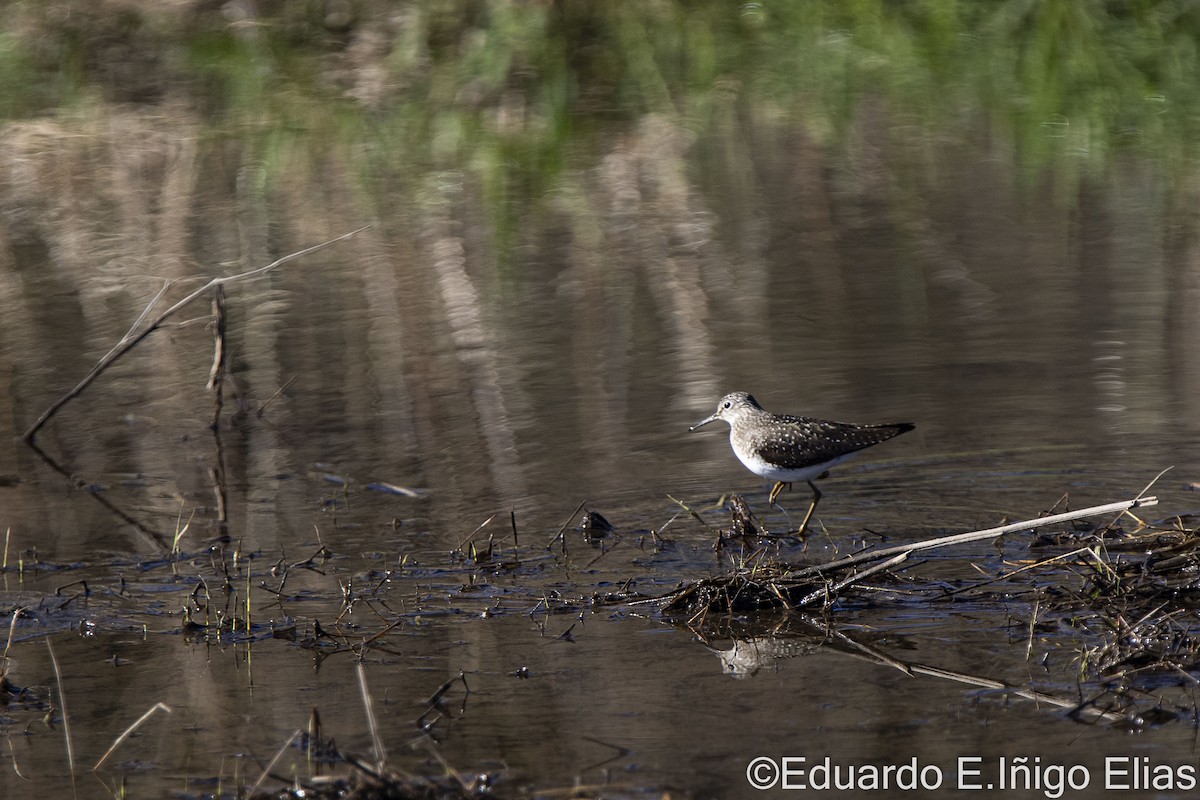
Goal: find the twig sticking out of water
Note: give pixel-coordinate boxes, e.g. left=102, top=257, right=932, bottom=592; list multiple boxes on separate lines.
left=1, top=607, right=21, bottom=677
left=247, top=730, right=303, bottom=797
left=46, top=639, right=77, bottom=800
left=666, top=494, right=715, bottom=531
left=93, top=702, right=172, bottom=772
left=1093, top=466, right=1172, bottom=537
left=21, top=225, right=371, bottom=444
left=356, top=664, right=386, bottom=773
left=547, top=500, right=587, bottom=553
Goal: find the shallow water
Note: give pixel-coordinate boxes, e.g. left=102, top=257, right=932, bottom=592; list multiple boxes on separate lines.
left=4, top=4, right=1200, bottom=799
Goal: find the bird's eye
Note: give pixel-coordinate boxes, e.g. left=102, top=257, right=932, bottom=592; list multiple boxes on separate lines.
left=722, top=400, right=732, bottom=409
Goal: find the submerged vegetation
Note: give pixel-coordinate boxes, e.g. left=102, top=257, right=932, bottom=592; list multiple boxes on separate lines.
left=663, top=490, right=1200, bottom=728
left=8, top=478, right=1200, bottom=796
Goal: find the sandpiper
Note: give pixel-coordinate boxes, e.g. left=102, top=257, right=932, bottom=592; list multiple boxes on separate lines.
left=690, top=392, right=914, bottom=533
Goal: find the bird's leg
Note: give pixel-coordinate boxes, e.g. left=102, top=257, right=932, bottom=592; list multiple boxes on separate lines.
left=767, top=481, right=796, bottom=536
left=797, top=480, right=823, bottom=535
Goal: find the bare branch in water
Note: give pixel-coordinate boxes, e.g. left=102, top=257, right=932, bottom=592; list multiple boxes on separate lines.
left=22, top=225, right=371, bottom=444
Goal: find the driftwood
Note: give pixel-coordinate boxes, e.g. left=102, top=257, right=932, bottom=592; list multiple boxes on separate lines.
left=785, top=494, right=1159, bottom=583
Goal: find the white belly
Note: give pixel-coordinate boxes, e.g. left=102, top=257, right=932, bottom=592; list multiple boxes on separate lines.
left=734, top=446, right=856, bottom=484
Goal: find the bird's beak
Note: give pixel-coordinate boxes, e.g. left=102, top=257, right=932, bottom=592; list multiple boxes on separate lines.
left=689, top=413, right=718, bottom=432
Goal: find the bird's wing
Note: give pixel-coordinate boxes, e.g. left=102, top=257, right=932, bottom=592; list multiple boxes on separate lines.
left=755, top=417, right=913, bottom=467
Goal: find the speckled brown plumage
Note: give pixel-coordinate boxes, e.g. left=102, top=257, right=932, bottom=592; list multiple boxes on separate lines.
left=743, top=414, right=913, bottom=473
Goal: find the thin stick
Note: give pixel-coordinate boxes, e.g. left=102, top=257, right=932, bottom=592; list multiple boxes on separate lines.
left=666, top=494, right=716, bottom=530
left=784, top=495, right=1158, bottom=581
left=93, top=702, right=172, bottom=771
left=24, top=440, right=169, bottom=548
left=1, top=607, right=21, bottom=675
left=257, top=375, right=297, bottom=418
left=942, top=545, right=1096, bottom=597
left=794, top=552, right=909, bottom=608
left=548, top=500, right=587, bottom=552
left=246, top=730, right=301, bottom=797
left=171, top=506, right=195, bottom=555
left=457, top=513, right=497, bottom=551
left=123, top=278, right=172, bottom=340
left=46, top=639, right=78, bottom=800
left=210, top=462, right=229, bottom=532
left=1094, top=466, right=1172, bottom=536
left=356, top=663, right=386, bottom=771
left=1025, top=598, right=1041, bottom=662
left=22, top=225, right=371, bottom=443
left=422, top=742, right=471, bottom=793
left=904, top=662, right=1125, bottom=722
left=801, top=615, right=1126, bottom=723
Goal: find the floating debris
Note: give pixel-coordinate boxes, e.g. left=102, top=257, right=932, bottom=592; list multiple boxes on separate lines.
left=657, top=495, right=1160, bottom=619
left=366, top=482, right=429, bottom=498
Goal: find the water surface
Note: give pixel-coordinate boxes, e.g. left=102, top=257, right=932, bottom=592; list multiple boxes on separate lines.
left=3, top=3, right=1200, bottom=798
